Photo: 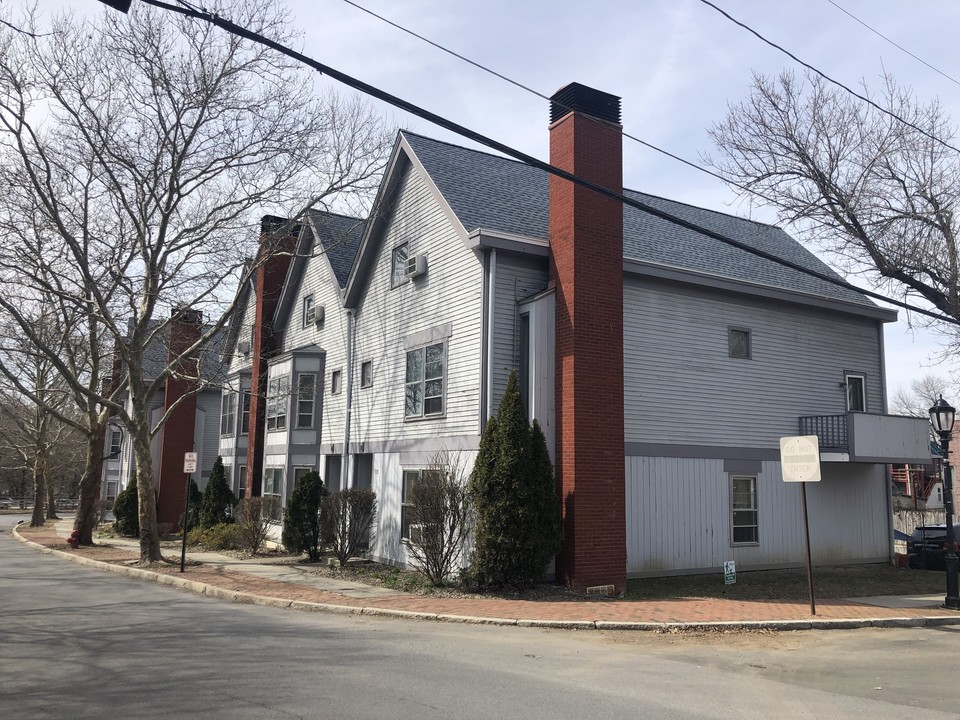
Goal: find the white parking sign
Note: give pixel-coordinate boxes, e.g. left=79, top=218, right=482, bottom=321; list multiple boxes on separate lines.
left=183, top=452, right=198, bottom=474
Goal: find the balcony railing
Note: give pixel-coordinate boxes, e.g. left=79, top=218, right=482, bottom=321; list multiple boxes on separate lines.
left=798, top=414, right=848, bottom=450
left=797, top=413, right=931, bottom=464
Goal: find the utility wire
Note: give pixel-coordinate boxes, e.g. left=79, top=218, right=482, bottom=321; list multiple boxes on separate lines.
left=137, top=0, right=960, bottom=328
left=826, top=0, right=960, bottom=88
left=340, top=0, right=737, bottom=190
left=696, top=0, right=960, bottom=156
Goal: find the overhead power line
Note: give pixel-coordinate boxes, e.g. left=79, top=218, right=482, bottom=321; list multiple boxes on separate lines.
left=696, top=0, right=960, bottom=156
left=826, top=0, right=960, bottom=88
left=136, top=0, right=960, bottom=328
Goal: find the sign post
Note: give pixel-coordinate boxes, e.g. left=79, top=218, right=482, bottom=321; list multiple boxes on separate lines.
left=181, top=452, right=198, bottom=573
left=780, top=435, right=821, bottom=616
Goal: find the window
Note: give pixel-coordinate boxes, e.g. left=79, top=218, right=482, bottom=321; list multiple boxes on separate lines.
left=731, top=475, right=758, bottom=545
left=302, top=295, right=315, bottom=329
left=391, top=243, right=409, bottom=288
left=266, top=376, right=290, bottom=431
left=361, top=360, right=373, bottom=388
left=240, top=391, right=251, bottom=435
left=401, top=468, right=441, bottom=540
left=220, top=391, right=237, bottom=436
left=293, top=467, right=314, bottom=489
left=845, top=374, right=866, bottom=412
left=728, top=328, right=751, bottom=359
left=263, top=467, right=284, bottom=521
left=105, top=480, right=118, bottom=501
left=237, top=466, right=247, bottom=500
left=405, top=342, right=445, bottom=418
left=296, top=373, right=316, bottom=428
left=330, top=369, right=342, bottom=395
left=108, top=430, right=122, bottom=458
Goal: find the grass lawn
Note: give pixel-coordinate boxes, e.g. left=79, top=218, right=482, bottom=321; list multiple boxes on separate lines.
left=626, top=564, right=948, bottom=601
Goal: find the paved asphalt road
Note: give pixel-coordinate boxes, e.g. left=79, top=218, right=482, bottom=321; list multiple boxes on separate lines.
left=3, top=513, right=960, bottom=720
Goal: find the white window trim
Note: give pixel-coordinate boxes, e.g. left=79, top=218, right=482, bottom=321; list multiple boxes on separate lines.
left=296, top=373, right=316, bottom=429
left=404, top=341, right=446, bottom=420
left=302, top=294, right=315, bottom=329
left=262, top=467, right=284, bottom=522
left=730, top=474, right=759, bottom=546
left=330, top=368, right=343, bottom=395
left=391, top=243, right=409, bottom=288
left=361, top=360, right=373, bottom=388
left=845, top=373, right=866, bottom=412
left=400, top=468, right=441, bottom=541
left=220, top=390, right=237, bottom=437
left=266, top=376, right=290, bottom=431
left=240, top=391, right=251, bottom=436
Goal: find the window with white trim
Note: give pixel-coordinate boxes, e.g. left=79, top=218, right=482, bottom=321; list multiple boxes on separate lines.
left=731, top=475, right=758, bottom=545
left=302, top=295, right=315, bottom=329
left=237, top=465, right=247, bottom=500
left=108, top=430, right=122, bottom=458
left=845, top=374, right=866, bottom=412
left=296, top=373, right=316, bottom=428
left=330, top=369, right=342, bottom=395
left=391, top=243, right=409, bottom=288
left=405, top=342, right=444, bottom=418
left=266, top=376, right=289, bottom=431
left=240, top=391, right=251, bottom=435
left=401, top=468, right=441, bottom=540
left=361, top=360, right=372, bottom=388
left=293, top=466, right=314, bottom=490
left=263, top=467, right=284, bottom=522
left=220, top=391, right=237, bottom=436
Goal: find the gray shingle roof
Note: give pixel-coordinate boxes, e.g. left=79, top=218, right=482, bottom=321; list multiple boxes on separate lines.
left=307, top=209, right=365, bottom=289
left=128, top=319, right=227, bottom=384
left=402, top=131, right=873, bottom=307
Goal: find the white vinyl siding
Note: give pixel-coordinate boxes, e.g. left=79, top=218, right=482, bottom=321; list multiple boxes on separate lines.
left=351, top=161, right=483, bottom=443
left=623, top=278, right=885, bottom=448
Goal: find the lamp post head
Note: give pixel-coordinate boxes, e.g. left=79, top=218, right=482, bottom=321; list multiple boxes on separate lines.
left=930, top=395, right=956, bottom=440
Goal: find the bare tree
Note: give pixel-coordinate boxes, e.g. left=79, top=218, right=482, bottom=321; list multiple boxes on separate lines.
left=0, top=2, right=392, bottom=562
left=707, top=70, right=960, bottom=334
left=891, top=374, right=956, bottom=418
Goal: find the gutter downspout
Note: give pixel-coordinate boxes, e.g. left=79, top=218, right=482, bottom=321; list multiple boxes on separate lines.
left=485, top=248, right=497, bottom=424
left=342, top=308, right=355, bottom=490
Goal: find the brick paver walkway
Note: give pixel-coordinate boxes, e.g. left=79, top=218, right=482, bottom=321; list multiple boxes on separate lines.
left=14, top=522, right=960, bottom=629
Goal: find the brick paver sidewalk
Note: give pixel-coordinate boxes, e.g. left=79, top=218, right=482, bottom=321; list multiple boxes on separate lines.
left=13, top=522, right=960, bottom=630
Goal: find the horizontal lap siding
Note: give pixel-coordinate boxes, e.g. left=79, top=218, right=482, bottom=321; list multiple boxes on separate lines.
left=352, top=164, right=483, bottom=443
left=280, top=252, right=350, bottom=452
left=623, top=278, right=884, bottom=447
left=626, top=457, right=888, bottom=575
left=490, top=253, right=549, bottom=414
left=227, top=290, right=256, bottom=376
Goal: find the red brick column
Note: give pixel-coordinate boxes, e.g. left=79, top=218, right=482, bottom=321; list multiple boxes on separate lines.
left=155, top=310, right=201, bottom=527
left=245, top=218, right=296, bottom=497
left=549, top=85, right=627, bottom=593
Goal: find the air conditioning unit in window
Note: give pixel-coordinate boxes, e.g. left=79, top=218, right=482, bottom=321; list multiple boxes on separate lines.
left=404, top=254, right=427, bottom=279
left=408, top=524, right=425, bottom=545
left=237, top=340, right=251, bottom=356
left=306, top=304, right=325, bottom=327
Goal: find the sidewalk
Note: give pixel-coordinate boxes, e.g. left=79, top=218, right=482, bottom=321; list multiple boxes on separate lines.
left=13, top=519, right=960, bottom=632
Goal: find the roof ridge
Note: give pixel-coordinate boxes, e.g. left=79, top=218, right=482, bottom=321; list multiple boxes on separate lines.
left=307, top=208, right=367, bottom=223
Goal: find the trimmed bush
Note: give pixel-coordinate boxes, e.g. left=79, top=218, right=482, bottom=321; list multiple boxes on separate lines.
left=200, top=456, right=237, bottom=529
left=112, top=481, right=139, bottom=537
left=282, top=471, right=328, bottom=561
left=188, top=523, right=244, bottom=551
left=321, top=488, right=377, bottom=567
left=468, top=370, right=561, bottom=589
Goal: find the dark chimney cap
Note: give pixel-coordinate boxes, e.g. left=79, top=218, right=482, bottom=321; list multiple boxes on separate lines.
left=171, top=306, right=203, bottom=324
left=550, top=82, right=621, bottom=125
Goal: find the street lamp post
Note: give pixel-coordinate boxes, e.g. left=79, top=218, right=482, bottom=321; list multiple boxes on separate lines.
left=929, top=395, right=960, bottom=610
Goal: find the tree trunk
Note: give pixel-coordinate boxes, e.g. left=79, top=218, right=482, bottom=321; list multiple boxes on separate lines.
left=74, top=428, right=106, bottom=545
left=45, top=469, right=59, bottom=520
left=130, top=422, right=161, bottom=563
left=30, top=465, right=45, bottom=527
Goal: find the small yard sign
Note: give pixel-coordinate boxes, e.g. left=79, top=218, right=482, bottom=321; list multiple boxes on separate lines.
left=723, top=560, right=736, bottom=585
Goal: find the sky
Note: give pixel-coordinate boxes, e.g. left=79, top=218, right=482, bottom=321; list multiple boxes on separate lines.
left=35, top=0, right=960, bottom=403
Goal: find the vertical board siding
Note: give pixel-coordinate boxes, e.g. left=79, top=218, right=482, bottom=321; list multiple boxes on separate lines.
left=624, top=278, right=884, bottom=447
left=352, top=163, right=483, bottom=443
left=490, top=253, right=549, bottom=414
left=626, top=456, right=888, bottom=575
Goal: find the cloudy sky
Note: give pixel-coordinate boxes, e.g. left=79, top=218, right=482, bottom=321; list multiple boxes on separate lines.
left=39, top=0, right=960, bottom=402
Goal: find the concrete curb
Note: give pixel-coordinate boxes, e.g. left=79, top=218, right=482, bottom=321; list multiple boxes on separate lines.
left=12, top=525, right=960, bottom=633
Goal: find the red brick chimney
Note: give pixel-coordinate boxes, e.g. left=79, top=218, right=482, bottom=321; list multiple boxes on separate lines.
left=244, top=216, right=298, bottom=497
left=548, top=82, right=627, bottom=594
left=155, top=307, right=202, bottom=527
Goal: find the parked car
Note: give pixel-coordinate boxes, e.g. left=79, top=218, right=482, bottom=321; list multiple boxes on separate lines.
left=0, top=497, right=12, bottom=509
left=55, top=498, right=79, bottom=510
left=907, top=525, right=960, bottom=570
